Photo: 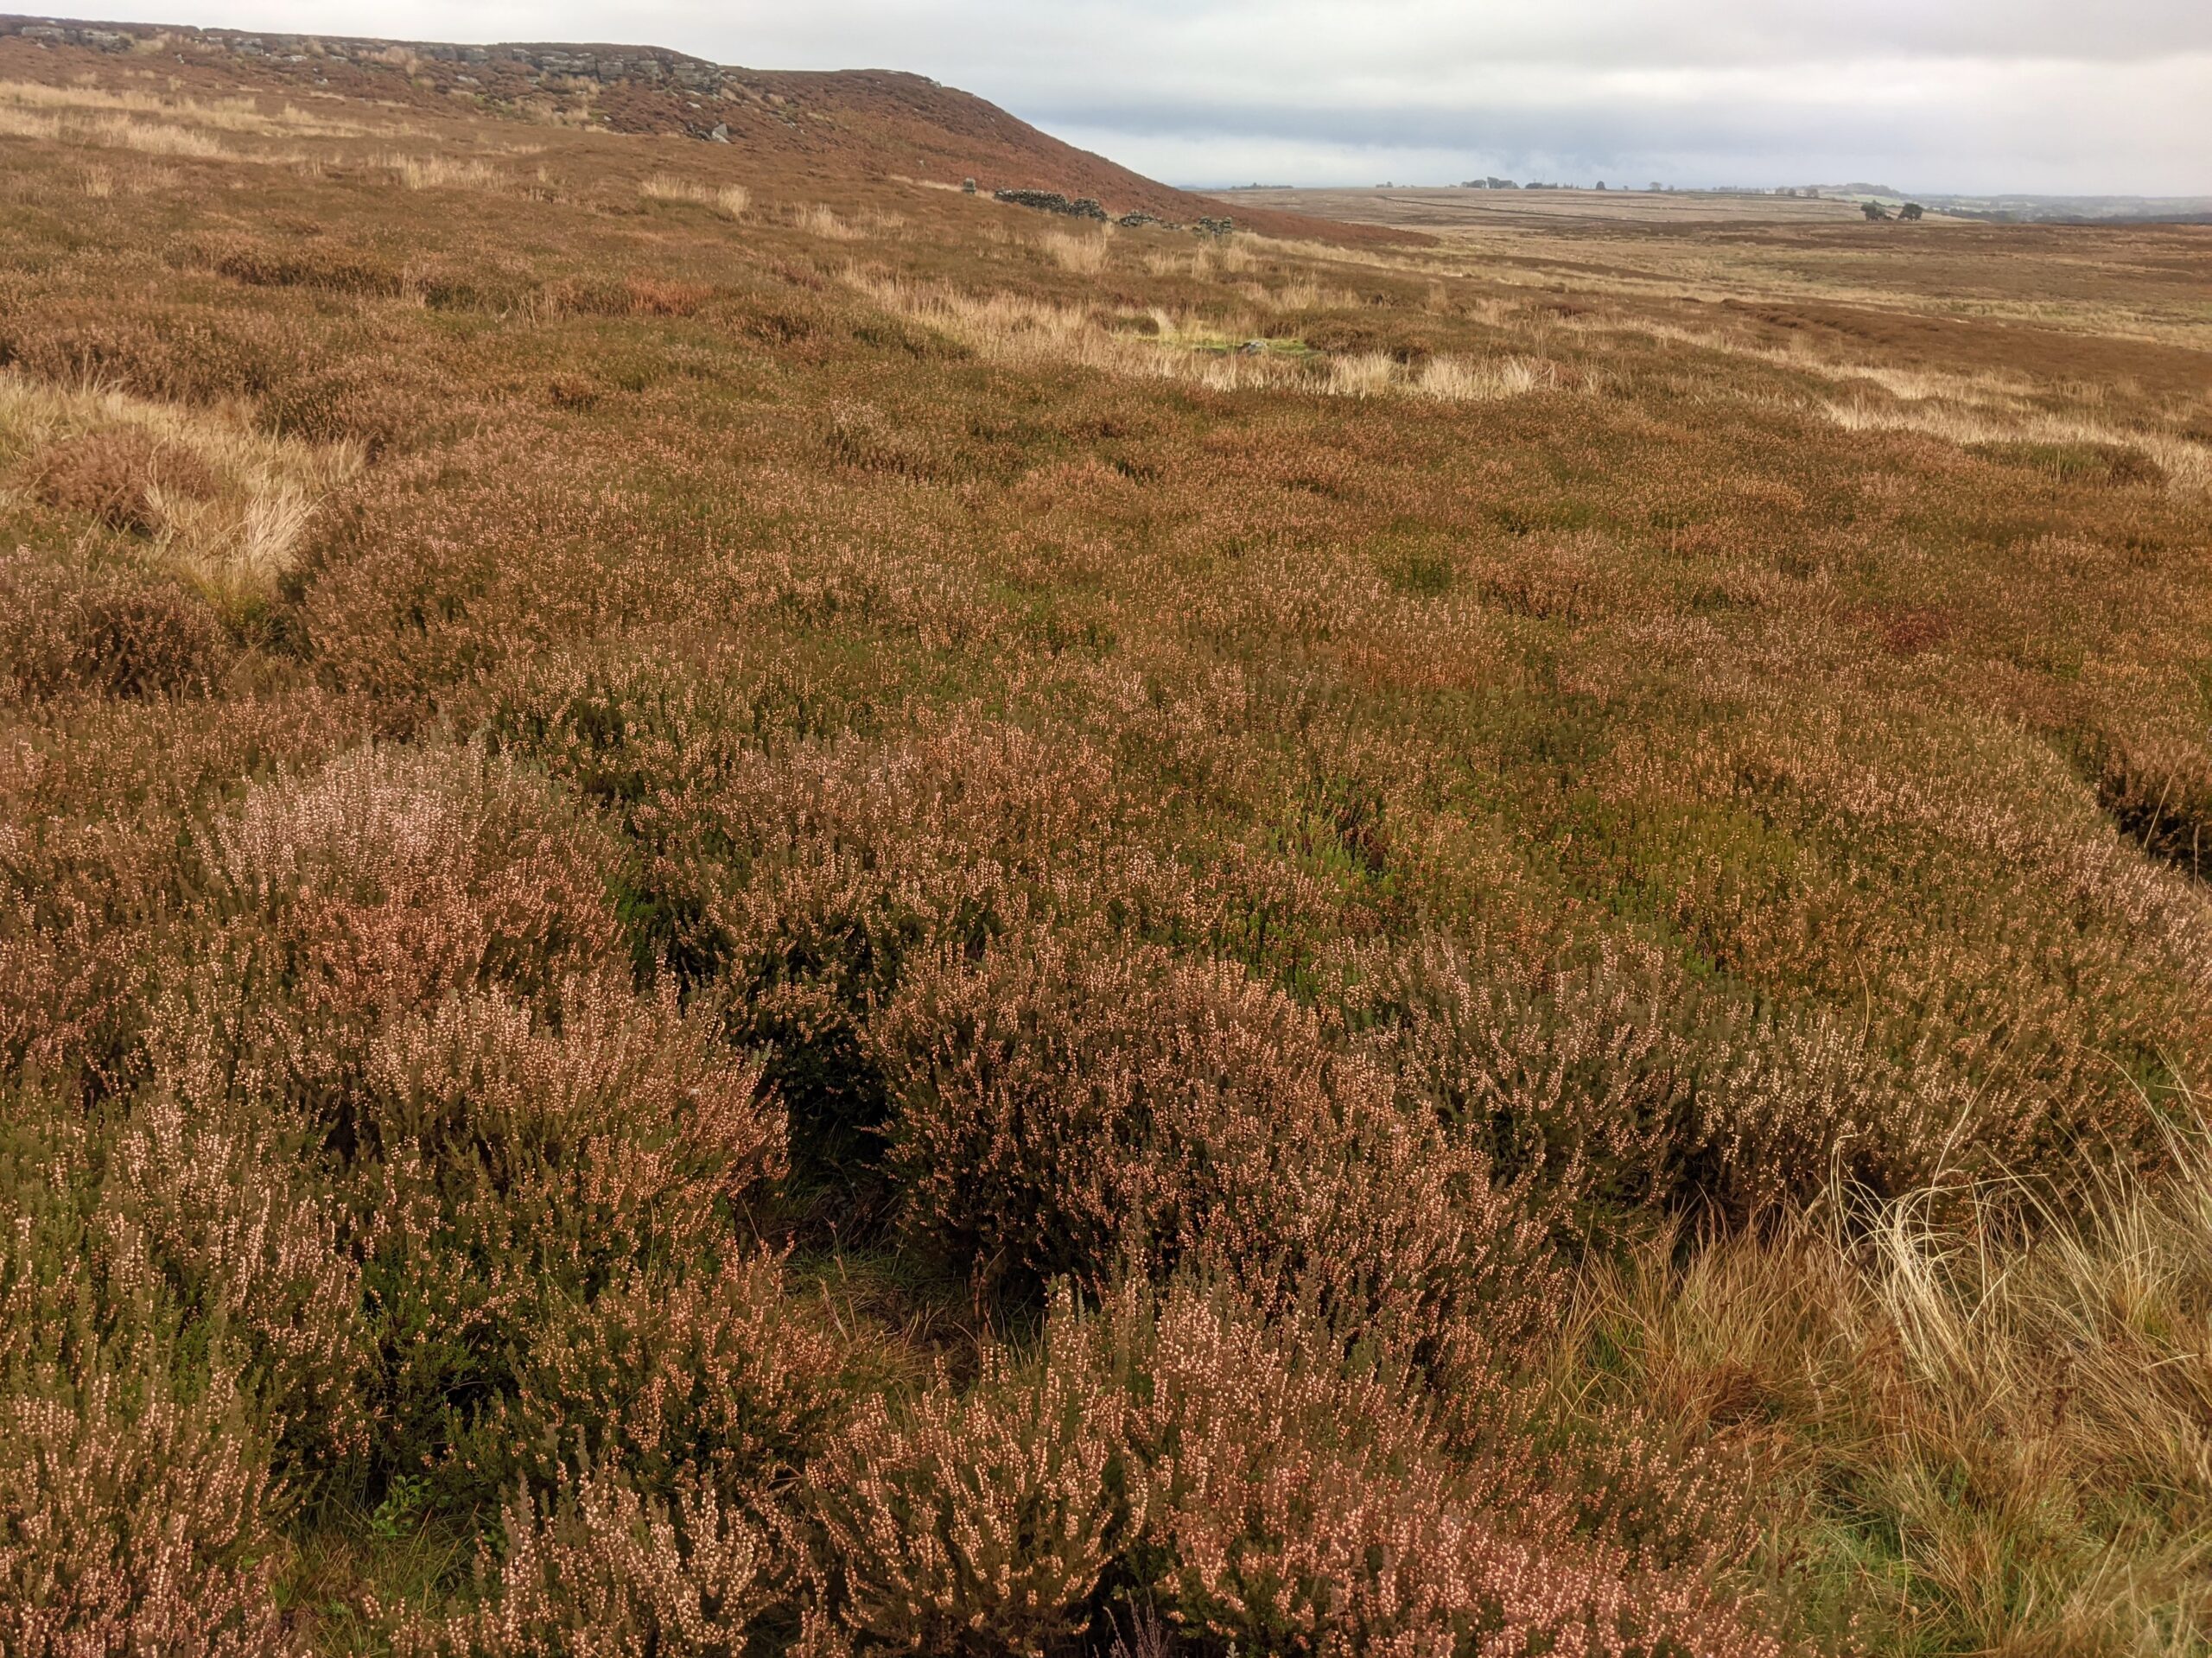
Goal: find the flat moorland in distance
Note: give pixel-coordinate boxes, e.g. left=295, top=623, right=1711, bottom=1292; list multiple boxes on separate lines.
left=1217, top=183, right=1872, bottom=228
left=3, top=20, right=2211, bottom=1658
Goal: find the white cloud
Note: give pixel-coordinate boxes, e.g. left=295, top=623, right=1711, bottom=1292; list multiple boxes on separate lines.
left=86, top=0, right=2212, bottom=194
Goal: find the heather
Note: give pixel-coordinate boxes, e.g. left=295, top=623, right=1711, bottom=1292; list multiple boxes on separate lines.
left=2, top=26, right=2210, bottom=1656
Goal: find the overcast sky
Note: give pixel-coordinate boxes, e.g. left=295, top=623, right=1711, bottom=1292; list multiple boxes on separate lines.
left=98, top=0, right=2212, bottom=194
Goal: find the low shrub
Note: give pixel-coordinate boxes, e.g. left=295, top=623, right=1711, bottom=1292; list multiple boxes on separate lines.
left=807, top=1299, right=1138, bottom=1656
left=2, top=560, right=232, bottom=701
left=2098, top=734, right=2211, bottom=880
left=1120, top=1286, right=1776, bottom=1658
left=877, top=931, right=1555, bottom=1363
left=257, top=364, right=425, bottom=457
left=0, top=1356, right=296, bottom=1658
left=28, top=427, right=219, bottom=534
left=394, top=1462, right=785, bottom=1657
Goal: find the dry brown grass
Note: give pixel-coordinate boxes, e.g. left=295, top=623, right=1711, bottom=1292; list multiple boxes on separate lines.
left=1039, top=226, right=1111, bottom=274
left=1570, top=1117, right=2212, bottom=1655
left=0, top=371, right=361, bottom=606
left=377, top=150, right=504, bottom=191
left=639, top=172, right=750, bottom=219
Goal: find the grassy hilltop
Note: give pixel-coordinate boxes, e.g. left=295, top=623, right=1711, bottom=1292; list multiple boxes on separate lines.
left=2, top=21, right=2211, bottom=1656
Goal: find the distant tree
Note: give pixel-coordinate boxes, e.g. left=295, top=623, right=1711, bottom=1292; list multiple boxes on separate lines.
left=1594, top=181, right=1606, bottom=190
left=1862, top=201, right=1891, bottom=220
left=1900, top=201, right=1925, bottom=220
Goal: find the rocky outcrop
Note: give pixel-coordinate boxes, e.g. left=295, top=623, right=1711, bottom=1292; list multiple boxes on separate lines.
left=3, top=16, right=757, bottom=95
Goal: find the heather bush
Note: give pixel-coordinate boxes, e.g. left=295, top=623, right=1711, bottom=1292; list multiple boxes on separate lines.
left=1116, top=1285, right=1776, bottom=1658
left=0, top=1354, right=297, bottom=1658
left=182, top=232, right=409, bottom=300
left=695, top=718, right=1141, bottom=1167
left=198, top=742, right=623, bottom=1022
left=485, top=1248, right=849, bottom=1497
left=394, top=1462, right=787, bottom=1658
left=877, top=930, right=1556, bottom=1363
left=257, top=361, right=429, bottom=457
left=342, top=977, right=784, bottom=1502
left=28, top=426, right=219, bottom=533
left=807, top=1297, right=1141, bottom=1656
left=2097, top=732, right=2211, bottom=880
left=0, top=803, right=191, bottom=1101
left=1, top=557, right=233, bottom=701
left=0, top=1108, right=299, bottom=1656
left=0, top=305, right=286, bottom=404
left=1359, top=929, right=1993, bottom=1227
left=99, top=1018, right=372, bottom=1475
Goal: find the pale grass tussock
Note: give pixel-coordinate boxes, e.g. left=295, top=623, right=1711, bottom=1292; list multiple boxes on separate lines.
left=382, top=151, right=505, bottom=191
left=0, top=101, right=238, bottom=160
left=640, top=173, right=751, bottom=219
left=1039, top=227, right=1111, bottom=275
left=1821, top=395, right=2212, bottom=495
left=1138, top=236, right=1256, bottom=280
left=0, top=369, right=362, bottom=605
left=1416, top=353, right=1555, bottom=400
left=1571, top=1120, right=2212, bottom=1656
left=1239, top=276, right=1362, bottom=312
left=0, top=75, right=370, bottom=137
left=795, top=202, right=905, bottom=241
left=1323, top=351, right=1397, bottom=397
left=845, top=269, right=1308, bottom=392
left=850, top=270, right=1561, bottom=405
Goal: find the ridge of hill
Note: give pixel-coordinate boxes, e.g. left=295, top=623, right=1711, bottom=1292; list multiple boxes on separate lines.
left=0, top=14, right=1414, bottom=245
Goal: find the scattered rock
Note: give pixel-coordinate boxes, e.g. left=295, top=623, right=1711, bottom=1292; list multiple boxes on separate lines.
left=707, top=123, right=730, bottom=143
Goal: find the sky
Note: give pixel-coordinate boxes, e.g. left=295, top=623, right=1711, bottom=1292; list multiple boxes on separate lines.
left=89, top=0, right=2212, bottom=195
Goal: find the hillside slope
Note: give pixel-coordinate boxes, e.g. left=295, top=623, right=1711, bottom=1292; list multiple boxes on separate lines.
left=0, top=15, right=1413, bottom=244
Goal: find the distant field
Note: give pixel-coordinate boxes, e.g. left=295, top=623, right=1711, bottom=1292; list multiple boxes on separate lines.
left=3, top=23, right=2212, bottom=1658
left=1217, top=183, right=1872, bottom=227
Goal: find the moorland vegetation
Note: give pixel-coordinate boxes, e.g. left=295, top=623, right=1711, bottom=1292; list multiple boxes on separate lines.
left=2, top=25, right=2210, bottom=1658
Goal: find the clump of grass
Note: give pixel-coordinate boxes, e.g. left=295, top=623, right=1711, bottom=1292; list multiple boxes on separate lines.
left=640, top=173, right=750, bottom=219
left=0, top=369, right=361, bottom=607
left=1566, top=1116, right=2212, bottom=1655
left=1822, top=396, right=2209, bottom=496
left=381, top=151, right=505, bottom=191
left=797, top=202, right=861, bottom=240
left=1417, top=353, right=1553, bottom=400
left=1039, top=227, right=1111, bottom=275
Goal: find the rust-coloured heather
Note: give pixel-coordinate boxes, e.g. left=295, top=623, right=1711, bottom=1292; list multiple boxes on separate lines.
left=0, top=25, right=2206, bottom=1654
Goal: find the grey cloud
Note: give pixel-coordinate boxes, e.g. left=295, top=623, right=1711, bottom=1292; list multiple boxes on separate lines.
left=94, top=0, right=2212, bottom=194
